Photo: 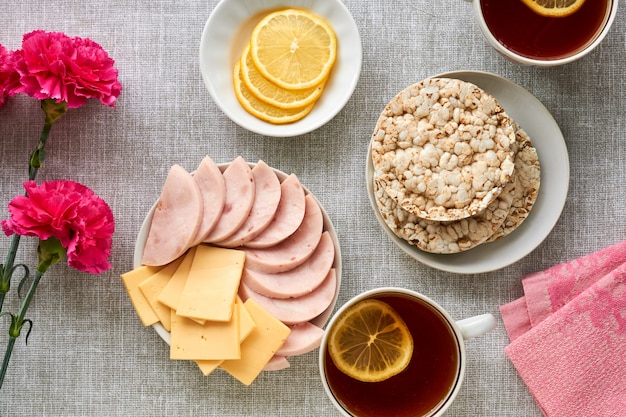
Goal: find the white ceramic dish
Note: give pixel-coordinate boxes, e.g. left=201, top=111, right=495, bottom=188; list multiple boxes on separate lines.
left=134, top=162, right=343, bottom=343
left=366, top=71, right=570, bottom=274
left=199, top=0, right=362, bottom=137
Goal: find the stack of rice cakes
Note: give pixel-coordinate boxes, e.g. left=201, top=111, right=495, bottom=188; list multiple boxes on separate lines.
left=371, top=78, right=540, bottom=254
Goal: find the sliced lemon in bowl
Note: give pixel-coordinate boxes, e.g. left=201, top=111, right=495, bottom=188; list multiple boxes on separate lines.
left=233, top=59, right=315, bottom=125
left=327, top=299, right=414, bottom=383
left=240, top=43, right=325, bottom=110
left=250, top=8, right=337, bottom=90
left=521, top=0, right=586, bottom=17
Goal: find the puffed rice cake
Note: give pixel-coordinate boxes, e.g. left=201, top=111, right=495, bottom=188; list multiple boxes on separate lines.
left=373, top=175, right=514, bottom=254
left=371, top=120, right=541, bottom=253
left=371, top=77, right=517, bottom=222
left=486, top=127, right=540, bottom=242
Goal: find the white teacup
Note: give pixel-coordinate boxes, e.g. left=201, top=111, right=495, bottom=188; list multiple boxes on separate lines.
left=466, top=0, right=618, bottom=66
left=319, top=287, right=496, bottom=417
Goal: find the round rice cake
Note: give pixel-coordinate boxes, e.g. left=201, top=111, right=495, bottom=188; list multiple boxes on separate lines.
left=371, top=77, right=517, bottom=222
left=487, top=127, right=540, bottom=242
left=373, top=175, right=514, bottom=254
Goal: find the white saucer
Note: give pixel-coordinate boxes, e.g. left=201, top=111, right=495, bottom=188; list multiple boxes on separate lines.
left=366, top=71, right=570, bottom=274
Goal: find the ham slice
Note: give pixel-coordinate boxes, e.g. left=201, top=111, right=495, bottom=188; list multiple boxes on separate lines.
left=216, top=161, right=281, bottom=248
left=242, top=194, right=323, bottom=274
left=239, top=269, right=336, bottom=325
left=276, top=322, right=325, bottom=357
left=242, top=231, right=335, bottom=299
left=142, top=164, right=202, bottom=266
left=204, top=156, right=255, bottom=243
left=244, top=174, right=306, bottom=249
left=190, top=156, right=226, bottom=245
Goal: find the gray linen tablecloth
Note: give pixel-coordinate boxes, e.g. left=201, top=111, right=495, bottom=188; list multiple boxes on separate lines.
left=1, top=1, right=625, bottom=416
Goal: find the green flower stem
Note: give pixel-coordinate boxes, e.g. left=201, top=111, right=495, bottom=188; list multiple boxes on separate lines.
left=0, top=269, right=43, bottom=389
left=0, top=235, right=22, bottom=311
left=0, top=238, right=62, bottom=390
left=0, top=338, right=16, bottom=390
left=29, top=99, right=66, bottom=180
left=0, top=99, right=67, bottom=313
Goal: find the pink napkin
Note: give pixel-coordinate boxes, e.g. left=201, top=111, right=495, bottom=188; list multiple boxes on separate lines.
left=500, top=240, right=626, bottom=417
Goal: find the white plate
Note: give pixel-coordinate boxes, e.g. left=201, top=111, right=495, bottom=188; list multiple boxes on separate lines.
left=199, top=0, right=362, bottom=137
left=134, top=162, right=343, bottom=344
left=366, top=71, right=570, bottom=274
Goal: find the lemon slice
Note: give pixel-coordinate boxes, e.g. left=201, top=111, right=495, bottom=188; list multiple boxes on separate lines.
left=328, top=299, right=414, bottom=383
left=521, top=0, right=586, bottom=17
left=233, top=60, right=314, bottom=125
left=240, top=43, right=325, bottom=110
left=250, top=9, right=337, bottom=90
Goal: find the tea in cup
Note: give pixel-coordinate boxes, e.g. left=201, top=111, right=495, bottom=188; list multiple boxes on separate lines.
left=319, top=287, right=496, bottom=417
left=467, top=0, right=618, bottom=66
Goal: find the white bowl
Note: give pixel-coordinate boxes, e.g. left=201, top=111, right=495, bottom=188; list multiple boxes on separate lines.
left=134, top=161, right=343, bottom=343
left=199, top=0, right=362, bottom=137
left=366, top=71, right=570, bottom=274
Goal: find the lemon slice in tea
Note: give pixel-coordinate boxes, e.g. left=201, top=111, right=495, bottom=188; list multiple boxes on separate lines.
left=521, top=0, right=586, bottom=17
left=328, top=299, right=414, bottom=383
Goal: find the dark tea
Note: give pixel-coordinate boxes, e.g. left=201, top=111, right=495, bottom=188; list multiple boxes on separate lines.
left=480, top=0, right=611, bottom=60
left=323, top=295, right=461, bottom=417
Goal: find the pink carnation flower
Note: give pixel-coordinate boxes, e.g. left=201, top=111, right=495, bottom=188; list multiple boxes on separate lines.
left=12, top=30, right=122, bottom=108
left=1, top=180, right=115, bottom=274
left=0, top=44, right=20, bottom=109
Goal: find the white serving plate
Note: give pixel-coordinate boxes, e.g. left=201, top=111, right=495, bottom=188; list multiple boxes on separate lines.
left=134, top=162, right=342, bottom=343
left=366, top=71, right=570, bottom=274
left=199, top=0, right=362, bottom=137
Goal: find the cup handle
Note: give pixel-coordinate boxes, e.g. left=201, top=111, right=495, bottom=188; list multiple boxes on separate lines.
left=456, top=313, right=496, bottom=340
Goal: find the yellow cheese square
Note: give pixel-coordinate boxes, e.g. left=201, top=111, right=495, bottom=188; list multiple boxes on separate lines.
left=176, top=245, right=245, bottom=322
left=195, top=297, right=257, bottom=376
left=236, top=296, right=256, bottom=342
left=170, top=306, right=240, bottom=361
left=220, top=299, right=291, bottom=386
left=157, top=246, right=197, bottom=310
left=195, top=357, right=221, bottom=377
left=120, top=265, right=164, bottom=326
left=138, top=257, right=183, bottom=331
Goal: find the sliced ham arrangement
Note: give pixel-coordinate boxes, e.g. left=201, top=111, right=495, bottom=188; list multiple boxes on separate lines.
left=124, top=156, right=340, bottom=383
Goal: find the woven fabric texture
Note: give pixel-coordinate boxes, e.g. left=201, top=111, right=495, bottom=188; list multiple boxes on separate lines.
left=0, top=1, right=625, bottom=416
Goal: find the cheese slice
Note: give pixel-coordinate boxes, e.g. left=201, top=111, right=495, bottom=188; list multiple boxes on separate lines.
left=220, top=299, right=291, bottom=385
left=138, top=257, right=183, bottom=331
left=195, top=297, right=256, bottom=376
left=170, top=305, right=241, bottom=361
left=176, top=245, right=245, bottom=322
left=120, top=265, right=164, bottom=326
left=157, top=246, right=197, bottom=310
left=236, top=296, right=256, bottom=342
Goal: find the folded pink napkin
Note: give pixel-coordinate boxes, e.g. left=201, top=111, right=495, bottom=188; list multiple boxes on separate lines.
left=500, top=240, right=626, bottom=417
